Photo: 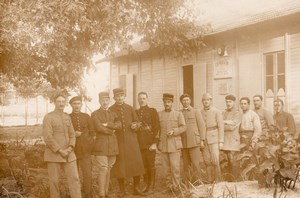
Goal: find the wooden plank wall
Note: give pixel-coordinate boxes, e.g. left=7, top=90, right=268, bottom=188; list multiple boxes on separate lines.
left=289, top=32, right=300, bottom=124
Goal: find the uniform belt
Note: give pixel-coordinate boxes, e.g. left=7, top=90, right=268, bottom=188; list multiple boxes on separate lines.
left=240, top=130, right=254, bottom=133
left=206, top=126, right=218, bottom=131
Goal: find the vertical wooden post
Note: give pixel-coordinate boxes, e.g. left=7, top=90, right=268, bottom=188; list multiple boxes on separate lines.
left=36, top=96, right=38, bottom=124
left=1, top=93, right=4, bottom=126
left=25, top=98, right=28, bottom=126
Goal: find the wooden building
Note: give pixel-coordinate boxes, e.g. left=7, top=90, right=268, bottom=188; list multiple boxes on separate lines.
left=101, top=2, right=300, bottom=130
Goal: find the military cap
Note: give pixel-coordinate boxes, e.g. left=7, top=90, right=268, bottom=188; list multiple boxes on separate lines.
left=202, top=93, right=213, bottom=100
left=225, top=94, right=236, bottom=101
left=99, top=91, right=110, bottom=99
left=163, top=93, right=174, bottom=101
left=180, top=93, right=191, bottom=101
left=69, top=96, right=82, bottom=104
left=113, top=88, right=125, bottom=96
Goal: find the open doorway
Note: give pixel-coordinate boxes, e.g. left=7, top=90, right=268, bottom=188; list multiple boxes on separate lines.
left=182, top=65, right=194, bottom=106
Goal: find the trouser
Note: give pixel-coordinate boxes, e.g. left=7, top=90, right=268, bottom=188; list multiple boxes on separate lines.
left=117, top=176, right=141, bottom=192
left=182, top=146, right=202, bottom=182
left=77, top=155, right=92, bottom=198
left=160, top=151, right=181, bottom=189
left=141, top=149, right=156, bottom=182
left=202, top=142, right=221, bottom=182
left=223, top=150, right=238, bottom=181
left=240, top=131, right=254, bottom=149
left=95, top=155, right=116, bottom=197
left=47, top=161, right=81, bottom=198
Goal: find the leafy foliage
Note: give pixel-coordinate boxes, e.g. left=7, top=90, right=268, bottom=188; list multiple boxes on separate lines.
left=0, top=0, right=207, bottom=94
left=236, top=125, right=300, bottom=189
left=0, top=138, right=48, bottom=197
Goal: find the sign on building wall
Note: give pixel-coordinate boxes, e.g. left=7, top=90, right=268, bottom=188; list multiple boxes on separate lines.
left=214, top=58, right=233, bottom=79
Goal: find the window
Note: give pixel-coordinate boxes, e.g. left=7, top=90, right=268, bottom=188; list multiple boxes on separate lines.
left=264, top=51, right=285, bottom=110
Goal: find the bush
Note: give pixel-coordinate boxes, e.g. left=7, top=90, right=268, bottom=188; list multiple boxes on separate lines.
left=235, top=125, right=300, bottom=190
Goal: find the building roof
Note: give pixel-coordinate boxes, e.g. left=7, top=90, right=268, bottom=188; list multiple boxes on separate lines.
left=205, top=0, right=300, bottom=35
left=97, top=0, right=300, bottom=63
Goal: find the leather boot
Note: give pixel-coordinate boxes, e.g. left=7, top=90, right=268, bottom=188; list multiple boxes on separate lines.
left=133, top=176, right=146, bottom=196
left=142, top=173, right=149, bottom=192
left=143, top=168, right=156, bottom=194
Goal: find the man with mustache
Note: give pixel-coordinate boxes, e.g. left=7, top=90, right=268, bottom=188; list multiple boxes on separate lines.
left=253, top=95, right=274, bottom=136
left=110, top=88, right=145, bottom=196
left=136, top=92, right=160, bottom=194
left=43, top=94, right=81, bottom=198
left=221, top=94, right=241, bottom=181
left=158, top=93, right=186, bottom=193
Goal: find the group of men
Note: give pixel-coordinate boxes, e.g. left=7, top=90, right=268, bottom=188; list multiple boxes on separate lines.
left=42, top=88, right=297, bottom=198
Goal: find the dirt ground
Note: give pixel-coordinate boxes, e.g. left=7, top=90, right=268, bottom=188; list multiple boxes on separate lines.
left=1, top=126, right=300, bottom=198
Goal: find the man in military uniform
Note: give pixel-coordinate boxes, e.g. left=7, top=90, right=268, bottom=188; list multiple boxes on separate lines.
left=69, top=96, right=95, bottom=198
left=273, top=99, right=296, bottom=135
left=43, top=94, right=81, bottom=198
left=91, top=92, right=121, bottom=198
left=240, top=97, right=262, bottom=148
left=110, top=88, right=145, bottom=196
left=158, top=93, right=186, bottom=192
left=136, top=92, right=160, bottom=194
left=253, top=95, right=274, bottom=135
left=201, top=93, right=224, bottom=183
left=221, top=95, right=241, bottom=181
left=179, top=93, right=206, bottom=183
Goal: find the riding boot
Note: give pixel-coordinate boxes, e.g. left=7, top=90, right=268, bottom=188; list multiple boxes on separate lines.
left=133, top=176, right=146, bottom=196
left=144, top=168, right=156, bottom=194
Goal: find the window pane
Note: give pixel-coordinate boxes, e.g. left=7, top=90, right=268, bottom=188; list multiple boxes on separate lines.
left=278, top=74, right=285, bottom=91
left=266, top=76, right=273, bottom=92
left=277, top=52, right=285, bottom=73
left=266, top=54, right=273, bottom=75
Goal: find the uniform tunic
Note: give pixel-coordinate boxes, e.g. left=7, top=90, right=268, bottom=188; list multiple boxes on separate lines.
left=222, top=108, right=241, bottom=151
left=110, top=103, right=144, bottom=178
left=43, top=110, right=81, bottom=198
left=43, top=110, right=76, bottom=162
left=254, top=107, right=274, bottom=133
left=158, top=110, right=186, bottom=152
left=69, top=112, right=95, bottom=159
left=273, top=111, right=296, bottom=134
left=200, top=107, right=224, bottom=144
left=136, top=105, right=160, bottom=149
left=240, top=110, right=262, bottom=142
left=181, top=106, right=206, bottom=148
left=91, top=108, right=121, bottom=156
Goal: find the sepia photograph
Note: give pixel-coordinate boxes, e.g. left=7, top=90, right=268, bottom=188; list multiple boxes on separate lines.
left=1, top=0, right=300, bottom=197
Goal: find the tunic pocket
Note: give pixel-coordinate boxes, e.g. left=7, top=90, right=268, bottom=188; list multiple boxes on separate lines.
left=64, top=119, right=71, bottom=126
left=206, top=129, right=218, bottom=144
left=174, top=136, right=183, bottom=149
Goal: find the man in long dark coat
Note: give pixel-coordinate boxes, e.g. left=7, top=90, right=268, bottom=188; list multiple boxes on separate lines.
left=110, top=88, right=145, bottom=196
